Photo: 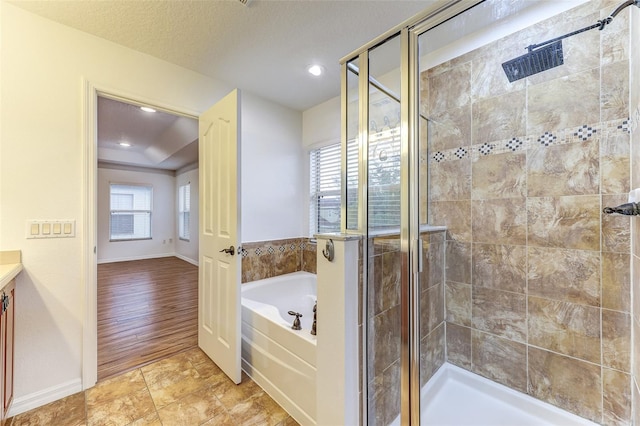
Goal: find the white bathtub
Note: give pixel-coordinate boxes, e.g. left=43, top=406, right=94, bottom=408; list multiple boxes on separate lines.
left=241, top=271, right=317, bottom=425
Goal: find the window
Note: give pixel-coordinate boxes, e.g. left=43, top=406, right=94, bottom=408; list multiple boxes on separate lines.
left=178, top=183, right=191, bottom=241
left=310, top=143, right=341, bottom=235
left=110, top=184, right=152, bottom=241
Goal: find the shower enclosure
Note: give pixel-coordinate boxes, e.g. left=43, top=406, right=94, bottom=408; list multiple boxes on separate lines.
left=342, top=0, right=638, bottom=424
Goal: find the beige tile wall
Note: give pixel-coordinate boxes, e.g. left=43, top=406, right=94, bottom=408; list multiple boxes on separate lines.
left=240, top=237, right=316, bottom=283
left=425, top=1, right=633, bottom=424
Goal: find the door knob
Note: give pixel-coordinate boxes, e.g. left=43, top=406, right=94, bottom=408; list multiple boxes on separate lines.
left=219, top=246, right=235, bottom=256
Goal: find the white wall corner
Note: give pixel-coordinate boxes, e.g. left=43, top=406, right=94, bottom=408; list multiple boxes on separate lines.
left=315, top=235, right=360, bottom=426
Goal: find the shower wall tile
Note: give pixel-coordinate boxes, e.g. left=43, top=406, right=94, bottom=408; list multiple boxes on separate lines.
left=428, top=105, right=472, bottom=152
left=602, top=251, right=631, bottom=312
left=603, top=368, right=632, bottom=426
left=602, top=194, right=631, bottom=253
left=527, top=247, right=600, bottom=307
left=446, top=323, right=471, bottom=370
left=368, top=360, right=400, bottom=426
left=471, top=198, right=527, bottom=245
left=445, top=282, right=471, bottom=327
left=430, top=200, right=471, bottom=242
left=420, top=283, right=444, bottom=335
left=445, top=241, right=471, bottom=284
left=471, top=152, right=526, bottom=200
left=527, top=195, right=600, bottom=251
left=427, top=61, right=471, bottom=115
left=429, top=158, right=471, bottom=201
left=471, top=330, right=527, bottom=393
left=525, top=11, right=600, bottom=86
left=600, top=132, right=630, bottom=195
left=368, top=250, right=400, bottom=316
left=471, top=90, right=526, bottom=144
left=470, top=42, right=526, bottom=101
left=528, top=296, right=601, bottom=363
left=527, top=68, right=600, bottom=135
left=635, top=381, right=640, bottom=426
left=602, top=60, right=630, bottom=122
left=601, top=5, right=629, bottom=66
left=527, top=139, right=599, bottom=197
left=424, top=235, right=445, bottom=287
left=528, top=347, right=602, bottom=423
left=472, top=287, right=526, bottom=343
left=472, top=243, right=526, bottom=294
left=420, top=324, right=445, bottom=387
left=368, top=304, right=401, bottom=383
left=602, top=309, right=631, bottom=372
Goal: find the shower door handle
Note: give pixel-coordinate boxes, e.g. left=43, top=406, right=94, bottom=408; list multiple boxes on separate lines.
left=219, top=246, right=235, bottom=256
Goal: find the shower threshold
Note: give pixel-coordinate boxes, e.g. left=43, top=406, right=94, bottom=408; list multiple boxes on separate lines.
left=417, top=363, right=599, bottom=426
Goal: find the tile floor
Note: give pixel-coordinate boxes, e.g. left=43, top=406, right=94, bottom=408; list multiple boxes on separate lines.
left=8, top=348, right=299, bottom=426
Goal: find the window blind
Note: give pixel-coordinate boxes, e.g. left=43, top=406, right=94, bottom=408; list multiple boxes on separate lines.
left=310, top=143, right=341, bottom=235
left=179, top=183, right=191, bottom=241
left=110, top=184, right=152, bottom=241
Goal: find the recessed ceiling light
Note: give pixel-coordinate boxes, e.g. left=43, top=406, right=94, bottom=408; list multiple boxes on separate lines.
left=140, top=106, right=156, bottom=113
left=119, top=142, right=131, bottom=147
left=307, top=65, right=324, bottom=77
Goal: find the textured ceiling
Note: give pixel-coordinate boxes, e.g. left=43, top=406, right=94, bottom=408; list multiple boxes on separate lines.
left=10, top=0, right=435, bottom=111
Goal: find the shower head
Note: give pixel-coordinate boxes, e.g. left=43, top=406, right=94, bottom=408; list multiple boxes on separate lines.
left=502, top=0, right=638, bottom=82
left=501, top=40, right=564, bottom=83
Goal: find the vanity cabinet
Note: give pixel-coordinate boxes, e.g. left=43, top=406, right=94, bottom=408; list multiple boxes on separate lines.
left=0, top=279, right=14, bottom=425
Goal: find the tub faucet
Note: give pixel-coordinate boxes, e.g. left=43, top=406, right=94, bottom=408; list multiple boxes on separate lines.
left=311, top=302, right=317, bottom=336
left=288, top=311, right=302, bottom=330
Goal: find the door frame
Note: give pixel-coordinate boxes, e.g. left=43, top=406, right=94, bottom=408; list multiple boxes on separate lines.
left=81, top=79, right=201, bottom=388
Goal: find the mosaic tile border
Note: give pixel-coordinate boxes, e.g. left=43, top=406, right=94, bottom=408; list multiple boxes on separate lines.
left=240, top=237, right=312, bottom=259
left=429, top=117, right=632, bottom=164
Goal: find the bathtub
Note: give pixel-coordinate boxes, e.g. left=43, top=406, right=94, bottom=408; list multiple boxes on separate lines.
left=241, top=271, right=317, bottom=425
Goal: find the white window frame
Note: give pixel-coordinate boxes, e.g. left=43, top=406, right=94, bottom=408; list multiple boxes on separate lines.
left=109, top=183, right=153, bottom=241
left=178, top=182, right=191, bottom=241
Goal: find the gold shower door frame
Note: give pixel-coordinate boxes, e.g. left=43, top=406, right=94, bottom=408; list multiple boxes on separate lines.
left=339, top=1, right=483, bottom=424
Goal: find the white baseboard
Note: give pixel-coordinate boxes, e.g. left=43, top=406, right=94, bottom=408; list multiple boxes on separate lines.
left=8, top=378, right=82, bottom=417
left=174, top=253, right=198, bottom=266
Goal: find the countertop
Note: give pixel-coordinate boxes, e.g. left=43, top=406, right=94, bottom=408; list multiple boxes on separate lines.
left=0, top=251, right=22, bottom=289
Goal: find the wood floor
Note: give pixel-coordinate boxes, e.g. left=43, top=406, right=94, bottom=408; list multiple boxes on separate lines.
left=97, top=257, right=198, bottom=381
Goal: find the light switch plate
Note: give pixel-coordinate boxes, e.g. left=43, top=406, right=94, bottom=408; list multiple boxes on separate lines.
left=27, top=220, right=76, bottom=239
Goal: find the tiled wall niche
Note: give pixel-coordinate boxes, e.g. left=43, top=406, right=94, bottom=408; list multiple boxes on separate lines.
left=423, top=0, right=633, bottom=424
left=240, top=237, right=316, bottom=283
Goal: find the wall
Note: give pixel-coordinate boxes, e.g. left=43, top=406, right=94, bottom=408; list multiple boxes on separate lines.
left=240, top=92, right=305, bottom=242
left=97, top=167, right=176, bottom=263
left=175, top=166, right=199, bottom=264
left=425, top=0, right=631, bottom=423
left=0, top=2, right=233, bottom=410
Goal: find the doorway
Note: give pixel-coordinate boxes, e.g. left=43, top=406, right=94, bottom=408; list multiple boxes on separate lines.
left=83, top=83, right=201, bottom=387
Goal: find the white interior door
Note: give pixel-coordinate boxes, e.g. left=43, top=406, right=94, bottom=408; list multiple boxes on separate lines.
left=198, top=89, right=241, bottom=384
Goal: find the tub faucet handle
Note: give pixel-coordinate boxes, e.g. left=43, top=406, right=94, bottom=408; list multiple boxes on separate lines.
left=311, top=302, right=317, bottom=336
left=288, top=311, right=303, bottom=330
